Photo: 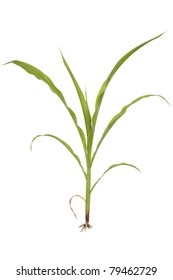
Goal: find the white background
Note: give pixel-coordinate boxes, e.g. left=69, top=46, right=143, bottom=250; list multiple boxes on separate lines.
left=0, top=0, right=173, bottom=279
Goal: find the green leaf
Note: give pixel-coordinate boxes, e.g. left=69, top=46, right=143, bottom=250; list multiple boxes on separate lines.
left=92, top=94, right=169, bottom=163
left=6, top=60, right=66, bottom=103
left=92, top=32, right=165, bottom=131
left=91, top=162, right=141, bottom=192
left=66, top=106, right=87, bottom=152
left=5, top=60, right=87, bottom=154
left=30, top=134, right=87, bottom=178
left=60, top=51, right=92, bottom=137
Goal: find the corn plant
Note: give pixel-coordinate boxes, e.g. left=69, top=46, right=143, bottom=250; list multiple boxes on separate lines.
left=5, top=33, right=168, bottom=231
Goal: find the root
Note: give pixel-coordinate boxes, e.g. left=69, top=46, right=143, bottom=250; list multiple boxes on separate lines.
left=69, top=195, right=92, bottom=231
left=79, top=223, right=92, bottom=232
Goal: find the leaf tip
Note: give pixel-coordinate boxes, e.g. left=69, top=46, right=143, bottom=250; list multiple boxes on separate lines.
left=160, top=31, right=166, bottom=36
left=58, top=47, right=62, bottom=55
left=59, top=48, right=64, bottom=61
left=158, top=95, right=170, bottom=106
left=2, top=60, right=12, bottom=66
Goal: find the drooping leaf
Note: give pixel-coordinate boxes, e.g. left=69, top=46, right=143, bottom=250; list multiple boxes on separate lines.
left=92, top=33, right=165, bottom=131
left=6, top=60, right=87, bottom=154
left=6, top=60, right=66, bottom=103
left=92, top=94, right=169, bottom=163
left=60, top=51, right=92, bottom=137
left=30, top=134, right=86, bottom=178
left=91, top=162, right=141, bottom=192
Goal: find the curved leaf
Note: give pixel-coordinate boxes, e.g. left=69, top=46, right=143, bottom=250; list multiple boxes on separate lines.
left=92, top=32, right=165, bottom=131
left=60, top=51, right=91, bottom=137
left=91, top=162, right=141, bottom=192
left=6, top=60, right=66, bottom=103
left=92, top=94, right=169, bottom=163
left=30, top=134, right=86, bottom=178
left=5, top=60, right=87, bottom=154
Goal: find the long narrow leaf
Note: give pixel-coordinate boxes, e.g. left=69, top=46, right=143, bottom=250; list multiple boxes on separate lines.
left=66, top=106, right=87, bottom=152
left=30, top=134, right=86, bottom=178
left=5, top=60, right=87, bottom=154
left=92, top=33, right=165, bottom=131
left=6, top=60, right=66, bottom=103
left=92, top=94, right=169, bottom=163
left=91, top=162, right=141, bottom=192
left=60, top=51, right=91, bottom=137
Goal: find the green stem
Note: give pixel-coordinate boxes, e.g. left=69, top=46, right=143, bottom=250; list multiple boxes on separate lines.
left=80, top=146, right=93, bottom=230
left=85, top=165, right=91, bottom=224
left=84, top=128, right=93, bottom=227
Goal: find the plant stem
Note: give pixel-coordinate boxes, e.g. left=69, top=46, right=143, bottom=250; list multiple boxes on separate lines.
left=85, top=165, right=91, bottom=224
left=79, top=164, right=92, bottom=231
left=80, top=131, right=93, bottom=231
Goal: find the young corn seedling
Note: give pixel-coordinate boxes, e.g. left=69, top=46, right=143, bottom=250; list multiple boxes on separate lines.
left=5, top=33, right=169, bottom=231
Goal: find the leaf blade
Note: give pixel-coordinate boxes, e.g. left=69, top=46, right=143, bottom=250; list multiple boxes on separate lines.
left=92, top=94, right=169, bottom=163
left=92, top=32, right=165, bottom=130
left=91, top=162, right=141, bottom=192
left=30, top=134, right=86, bottom=178
left=60, top=51, right=91, bottom=137
left=5, top=60, right=87, bottom=154
left=6, top=60, right=66, bottom=103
